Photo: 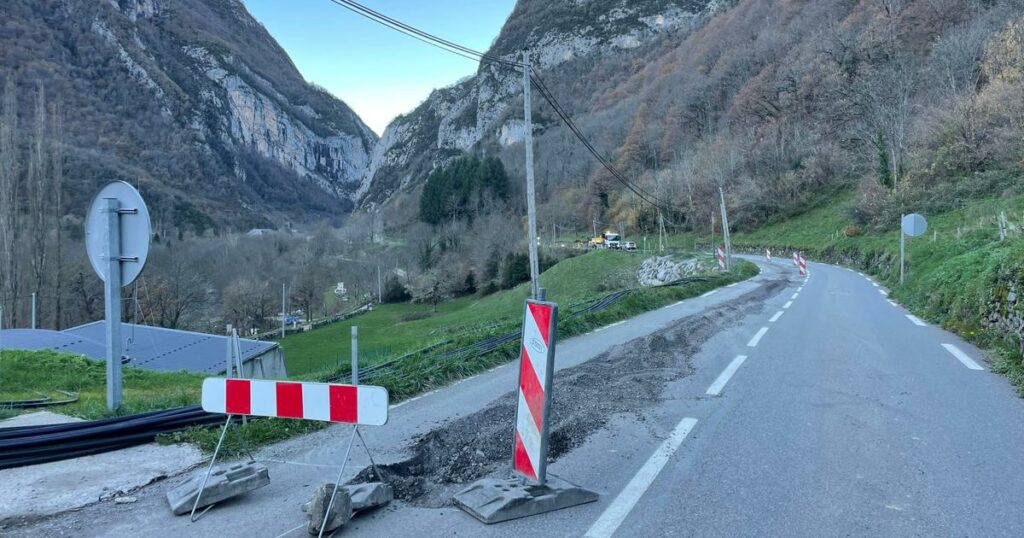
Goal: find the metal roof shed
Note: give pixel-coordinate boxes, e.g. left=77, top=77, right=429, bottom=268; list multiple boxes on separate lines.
left=0, top=329, right=107, bottom=358
left=59, top=322, right=287, bottom=378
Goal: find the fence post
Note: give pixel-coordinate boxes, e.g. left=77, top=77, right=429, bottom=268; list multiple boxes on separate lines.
left=351, top=326, right=359, bottom=385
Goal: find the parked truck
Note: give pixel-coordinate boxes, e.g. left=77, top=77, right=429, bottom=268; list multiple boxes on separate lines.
left=589, top=230, right=622, bottom=249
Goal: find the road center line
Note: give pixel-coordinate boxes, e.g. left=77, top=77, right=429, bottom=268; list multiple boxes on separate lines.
left=584, top=417, right=699, bottom=538
left=790, top=293, right=799, bottom=300
left=706, top=355, right=749, bottom=396
left=783, top=300, right=793, bottom=309
left=941, top=343, right=984, bottom=370
left=747, top=327, right=769, bottom=347
left=905, top=315, right=926, bottom=326
left=769, top=311, right=784, bottom=322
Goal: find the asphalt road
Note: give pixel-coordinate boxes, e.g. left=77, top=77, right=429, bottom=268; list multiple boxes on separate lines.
left=9, top=257, right=1024, bottom=537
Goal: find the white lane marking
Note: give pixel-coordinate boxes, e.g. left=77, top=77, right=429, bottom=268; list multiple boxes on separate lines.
left=887, top=300, right=898, bottom=307
left=783, top=301, right=793, bottom=309
left=700, top=290, right=718, bottom=298
left=797, top=287, right=804, bottom=292
left=706, top=355, right=749, bottom=396
left=941, top=343, right=984, bottom=371
left=747, top=327, right=769, bottom=347
left=593, top=320, right=627, bottom=333
left=879, top=289, right=889, bottom=296
left=584, top=417, right=699, bottom=538
left=872, top=282, right=879, bottom=288
left=905, top=315, right=926, bottom=326
left=858, top=272, right=864, bottom=276
left=769, top=311, right=784, bottom=322
left=726, top=283, right=739, bottom=288
left=790, top=293, right=799, bottom=300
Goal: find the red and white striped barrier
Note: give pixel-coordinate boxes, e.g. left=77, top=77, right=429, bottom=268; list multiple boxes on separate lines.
left=799, top=254, right=807, bottom=276
left=716, top=245, right=726, bottom=272
left=201, top=378, right=389, bottom=426
left=766, top=248, right=772, bottom=261
left=513, top=300, right=558, bottom=482
left=791, top=251, right=799, bottom=267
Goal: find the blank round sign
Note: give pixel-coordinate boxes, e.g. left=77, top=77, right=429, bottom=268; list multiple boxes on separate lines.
left=85, top=181, right=152, bottom=286
left=902, top=213, right=928, bottom=237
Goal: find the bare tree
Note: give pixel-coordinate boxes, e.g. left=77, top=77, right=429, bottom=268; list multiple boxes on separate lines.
left=27, top=85, right=49, bottom=326
left=0, top=77, right=20, bottom=327
left=50, top=101, right=64, bottom=329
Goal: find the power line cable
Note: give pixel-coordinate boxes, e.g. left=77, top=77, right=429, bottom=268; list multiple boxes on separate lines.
left=327, top=0, right=522, bottom=68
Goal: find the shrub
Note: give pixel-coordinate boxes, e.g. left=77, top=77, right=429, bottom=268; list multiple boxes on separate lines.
left=382, top=276, right=412, bottom=303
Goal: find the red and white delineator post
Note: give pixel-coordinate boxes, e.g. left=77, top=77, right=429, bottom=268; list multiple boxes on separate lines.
left=766, top=248, right=772, bottom=261
left=792, top=251, right=799, bottom=267
left=716, top=245, right=726, bottom=272
left=455, top=299, right=596, bottom=524
left=191, top=378, right=388, bottom=535
left=512, top=301, right=557, bottom=482
left=799, top=253, right=808, bottom=276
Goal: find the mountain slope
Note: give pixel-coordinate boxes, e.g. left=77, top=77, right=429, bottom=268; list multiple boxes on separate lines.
left=359, top=0, right=1024, bottom=240
left=1, top=0, right=377, bottom=230
left=358, top=0, right=722, bottom=211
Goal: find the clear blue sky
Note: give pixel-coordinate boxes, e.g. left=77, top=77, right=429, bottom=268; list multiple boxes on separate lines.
left=242, top=0, right=517, bottom=135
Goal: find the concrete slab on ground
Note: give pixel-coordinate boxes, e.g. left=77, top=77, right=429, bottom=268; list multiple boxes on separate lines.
left=0, top=410, right=85, bottom=428
left=0, top=440, right=204, bottom=523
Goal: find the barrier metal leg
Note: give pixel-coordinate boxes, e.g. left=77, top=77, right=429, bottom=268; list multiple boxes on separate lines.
left=318, top=425, right=358, bottom=538
left=355, top=427, right=380, bottom=481
left=190, top=414, right=233, bottom=522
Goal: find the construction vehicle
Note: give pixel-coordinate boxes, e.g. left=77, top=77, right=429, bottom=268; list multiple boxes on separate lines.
left=588, top=230, right=622, bottom=249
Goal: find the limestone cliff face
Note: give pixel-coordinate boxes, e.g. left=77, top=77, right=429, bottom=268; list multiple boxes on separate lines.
left=4, top=0, right=377, bottom=229
left=188, top=47, right=373, bottom=199
left=358, top=0, right=723, bottom=210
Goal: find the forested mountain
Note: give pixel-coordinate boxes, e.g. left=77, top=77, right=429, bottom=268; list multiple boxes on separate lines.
left=361, top=0, right=1024, bottom=237
left=1, top=0, right=377, bottom=232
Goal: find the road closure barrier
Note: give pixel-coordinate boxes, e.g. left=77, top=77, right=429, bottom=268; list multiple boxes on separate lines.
left=799, top=253, right=807, bottom=276
left=716, top=245, right=726, bottom=271
left=792, top=251, right=799, bottom=267
left=176, top=377, right=391, bottom=537
left=455, top=299, right=597, bottom=524
left=201, top=379, right=388, bottom=426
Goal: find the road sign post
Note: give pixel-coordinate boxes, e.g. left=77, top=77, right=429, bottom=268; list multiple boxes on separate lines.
left=900, top=213, right=927, bottom=285
left=86, top=182, right=151, bottom=410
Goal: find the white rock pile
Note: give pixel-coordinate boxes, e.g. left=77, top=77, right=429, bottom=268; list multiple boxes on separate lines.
left=637, top=256, right=705, bottom=286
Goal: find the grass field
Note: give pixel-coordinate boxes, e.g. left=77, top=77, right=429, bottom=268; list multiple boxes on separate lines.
left=280, top=249, right=659, bottom=378
left=0, top=350, right=205, bottom=419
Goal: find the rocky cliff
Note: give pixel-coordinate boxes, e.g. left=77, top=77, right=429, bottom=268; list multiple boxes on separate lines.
left=2, top=0, right=377, bottom=230
left=358, top=0, right=722, bottom=210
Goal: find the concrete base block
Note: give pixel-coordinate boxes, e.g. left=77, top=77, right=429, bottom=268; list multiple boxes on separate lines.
left=453, top=475, right=598, bottom=524
left=307, top=484, right=353, bottom=535
left=347, top=482, right=394, bottom=511
left=303, top=482, right=393, bottom=534
left=166, top=462, right=270, bottom=516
